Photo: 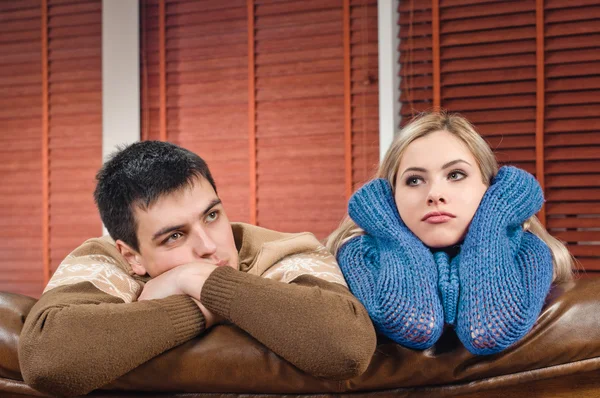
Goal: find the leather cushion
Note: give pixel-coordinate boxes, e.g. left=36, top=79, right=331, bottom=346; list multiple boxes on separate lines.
left=1, top=278, right=599, bottom=395
left=0, top=292, right=36, bottom=381
left=106, top=278, right=600, bottom=394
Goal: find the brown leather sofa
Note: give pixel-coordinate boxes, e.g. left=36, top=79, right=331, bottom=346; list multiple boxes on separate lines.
left=2, top=278, right=600, bottom=398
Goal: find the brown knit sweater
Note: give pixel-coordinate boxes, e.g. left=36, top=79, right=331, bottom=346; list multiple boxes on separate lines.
left=19, top=223, right=376, bottom=397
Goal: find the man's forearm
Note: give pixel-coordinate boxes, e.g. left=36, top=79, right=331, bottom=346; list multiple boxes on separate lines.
left=201, top=266, right=377, bottom=379
left=19, top=282, right=204, bottom=397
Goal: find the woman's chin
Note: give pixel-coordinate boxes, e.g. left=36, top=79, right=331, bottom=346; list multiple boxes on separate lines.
left=422, top=237, right=461, bottom=249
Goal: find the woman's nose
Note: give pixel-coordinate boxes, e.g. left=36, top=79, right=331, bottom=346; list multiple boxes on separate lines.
left=427, top=191, right=446, bottom=205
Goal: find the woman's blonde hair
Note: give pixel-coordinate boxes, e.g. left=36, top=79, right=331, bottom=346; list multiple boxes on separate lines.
left=326, top=111, right=574, bottom=283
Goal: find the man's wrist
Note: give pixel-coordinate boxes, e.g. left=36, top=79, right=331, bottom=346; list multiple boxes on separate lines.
left=201, top=266, right=247, bottom=321
left=176, top=263, right=219, bottom=301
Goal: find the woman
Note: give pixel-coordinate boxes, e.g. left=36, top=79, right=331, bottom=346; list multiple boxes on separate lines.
left=327, top=112, right=574, bottom=355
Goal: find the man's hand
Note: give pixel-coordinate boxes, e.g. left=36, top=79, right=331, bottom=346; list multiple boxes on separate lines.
left=137, top=261, right=224, bottom=327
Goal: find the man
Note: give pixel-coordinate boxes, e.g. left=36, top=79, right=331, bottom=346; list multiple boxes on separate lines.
left=19, top=141, right=376, bottom=397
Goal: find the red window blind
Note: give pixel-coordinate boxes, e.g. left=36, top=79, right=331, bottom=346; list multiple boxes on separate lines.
left=0, top=1, right=44, bottom=297
left=141, top=0, right=380, bottom=240
left=47, top=0, right=102, bottom=273
left=399, top=0, right=600, bottom=275
left=142, top=0, right=251, bottom=224
left=254, top=0, right=347, bottom=238
left=351, top=0, right=380, bottom=191
left=543, top=0, right=600, bottom=274
left=0, top=0, right=102, bottom=297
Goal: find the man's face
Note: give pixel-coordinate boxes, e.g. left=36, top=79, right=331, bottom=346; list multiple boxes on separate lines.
left=121, top=177, right=239, bottom=277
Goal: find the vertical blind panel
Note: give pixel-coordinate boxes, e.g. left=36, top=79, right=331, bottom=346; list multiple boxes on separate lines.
left=351, top=0, right=379, bottom=191
left=163, top=0, right=250, bottom=223
left=544, top=0, right=600, bottom=273
left=440, top=0, right=537, bottom=174
left=0, top=3, right=44, bottom=297
left=47, top=0, right=103, bottom=274
left=141, top=1, right=161, bottom=141
left=398, top=0, right=434, bottom=124
left=255, top=1, right=345, bottom=239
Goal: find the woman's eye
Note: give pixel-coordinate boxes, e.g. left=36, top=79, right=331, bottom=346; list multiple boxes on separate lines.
left=448, top=170, right=466, bottom=181
left=406, top=176, right=423, bottom=186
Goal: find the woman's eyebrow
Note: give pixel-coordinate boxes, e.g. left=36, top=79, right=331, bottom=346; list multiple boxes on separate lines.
left=400, top=167, right=427, bottom=177
left=400, top=159, right=471, bottom=177
left=441, top=159, right=471, bottom=169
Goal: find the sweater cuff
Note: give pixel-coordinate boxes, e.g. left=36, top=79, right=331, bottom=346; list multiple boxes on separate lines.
left=201, top=266, right=248, bottom=320
left=156, top=295, right=205, bottom=345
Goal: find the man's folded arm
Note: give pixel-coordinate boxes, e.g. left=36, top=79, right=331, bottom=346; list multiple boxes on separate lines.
left=201, top=266, right=377, bottom=380
left=19, top=282, right=205, bottom=397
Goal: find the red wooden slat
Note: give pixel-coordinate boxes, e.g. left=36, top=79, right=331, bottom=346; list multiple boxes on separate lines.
left=546, top=202, right=600, bottom=215
left=545, top=132, right=600, bottom=146
left=545, top=160, right=600, bottom=174
left=248, top=0, right=257, bottom=224
left=548, top=217, right=600, bottom=229
left=546, top=0, right=600, bottom=9
left=546, top=175, right=600, bottom=188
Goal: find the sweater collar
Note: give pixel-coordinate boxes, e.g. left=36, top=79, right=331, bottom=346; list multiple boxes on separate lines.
left=231, top=222, right=324, bottom=276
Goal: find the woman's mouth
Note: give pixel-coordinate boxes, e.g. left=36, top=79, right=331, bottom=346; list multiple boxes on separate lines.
left=422, top=211, right=456, bottom=224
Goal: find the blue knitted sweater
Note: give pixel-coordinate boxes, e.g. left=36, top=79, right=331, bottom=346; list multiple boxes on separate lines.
left=337, top=166, right=554, bottom=354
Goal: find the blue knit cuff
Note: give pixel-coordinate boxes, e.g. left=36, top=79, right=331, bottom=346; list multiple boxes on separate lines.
left=348, top=178, right=412, bottom=240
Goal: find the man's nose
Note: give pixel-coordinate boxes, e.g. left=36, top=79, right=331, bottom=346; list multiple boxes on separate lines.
left=191, top=229, right=217, bottom=259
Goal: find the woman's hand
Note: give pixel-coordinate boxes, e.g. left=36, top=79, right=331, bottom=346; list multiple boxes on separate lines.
left=348, top=178, right=414, bottom=241
left=483, top=166, right=544, bottom=226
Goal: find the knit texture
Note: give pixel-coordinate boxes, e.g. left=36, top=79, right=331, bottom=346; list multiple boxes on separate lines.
left=337, top=167, right=553, bottom=355
left=338, top=179, right=444, bottom=349
left=456, top=166, right=553, bottom=354
left=434, top=251, right=460, bottom=326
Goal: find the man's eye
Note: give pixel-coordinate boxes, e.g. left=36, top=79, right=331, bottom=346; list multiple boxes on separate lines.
left=206, top=211, right=219, bottom=222
left=165, top=232, right=183, bottom=243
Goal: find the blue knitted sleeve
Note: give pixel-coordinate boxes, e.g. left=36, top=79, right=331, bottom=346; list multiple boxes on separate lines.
left=456, top=166, right=554, bottom=355
left=337, top=179, right=444, bottom=349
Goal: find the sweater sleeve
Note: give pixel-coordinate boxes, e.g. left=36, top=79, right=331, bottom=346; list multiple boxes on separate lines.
left=200, top=265, right=376, bottom=380
left=455, top=167, right=554, bottom=355
left=19, top=282, right=204, bottom=397
left=337, top=235, right=444, bottom=350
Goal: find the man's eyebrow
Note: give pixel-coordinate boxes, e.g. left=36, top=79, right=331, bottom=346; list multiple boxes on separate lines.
left=152, top=224, right=186, bottom=242
left=202, top=199, right=222, bottom=216
left=400, top=159, right=471, bottom=177
left=151, top=199, right=222, bottom=241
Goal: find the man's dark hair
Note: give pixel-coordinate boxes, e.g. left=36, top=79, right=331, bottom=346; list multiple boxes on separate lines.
left=94, top=141, right=217, bottom=252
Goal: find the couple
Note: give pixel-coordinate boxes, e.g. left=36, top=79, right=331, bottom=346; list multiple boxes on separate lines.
left=19, top=112, right=573, bottom=396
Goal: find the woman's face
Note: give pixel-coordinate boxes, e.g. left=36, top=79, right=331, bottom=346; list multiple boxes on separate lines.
left=394, top=130, right=488, bottom=248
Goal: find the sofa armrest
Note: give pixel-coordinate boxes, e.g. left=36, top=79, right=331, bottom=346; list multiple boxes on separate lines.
left=105, top=278, right=600, bottom=394
left=0, top=292, right=37, bottom=381
left=3, top=277, right=600, bottom=397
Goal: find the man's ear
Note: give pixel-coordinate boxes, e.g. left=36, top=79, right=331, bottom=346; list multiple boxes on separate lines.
left=115, top=239, right=148, bottom=276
